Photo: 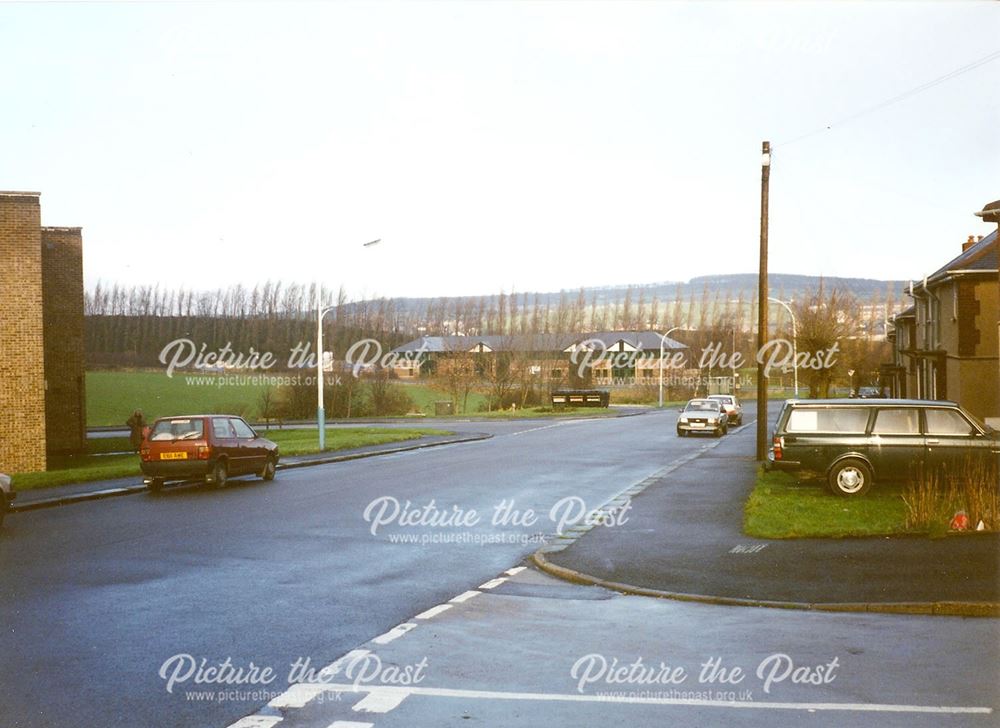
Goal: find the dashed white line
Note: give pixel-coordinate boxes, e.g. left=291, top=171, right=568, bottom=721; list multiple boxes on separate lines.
left=414, top=604, right=453, bottom=620
left=226, top=717, right=283, bottom=728
left=352, top=686, right=410, bottom=713
left=505, top=566, right=527, bottom=576
left=478, top=577, right=507, bottom=590
left=449, top=590, right=481, bottom=603
left=326, top=721, right=374, bottom=728
left=268, top=682, right=330, bottom=709
left=372, top=623, right=417, bottom=645
left=319, top=649, right=371, bottom=679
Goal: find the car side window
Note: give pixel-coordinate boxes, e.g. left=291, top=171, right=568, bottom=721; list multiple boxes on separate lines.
left=872, top=409, right=920, bottom=435
left=212, top=418, right=236, bottom=438
left=230, top=418, right=256, bottom=439
left=924, top=409, right=974, bottom=436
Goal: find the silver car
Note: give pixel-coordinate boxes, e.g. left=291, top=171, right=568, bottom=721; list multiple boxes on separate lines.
left=677, top=399, right=729, bottom=437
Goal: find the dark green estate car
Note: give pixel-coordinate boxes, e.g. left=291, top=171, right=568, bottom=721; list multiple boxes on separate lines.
left=768, top=399, right=1000, bottom=496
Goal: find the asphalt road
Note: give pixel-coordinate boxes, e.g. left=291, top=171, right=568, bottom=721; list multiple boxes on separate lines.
left=1, top=408, right=700, bottom=727
left=3, top=404, right=997, bottom=728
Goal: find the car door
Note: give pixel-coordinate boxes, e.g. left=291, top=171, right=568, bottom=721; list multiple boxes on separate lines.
left=230, top=417, right=264, bottom=474
left=923, top=407, right=990, bottom=479
left=868, top=407, right=924, bottom=482
left=211, top=417, right=243, bottom=474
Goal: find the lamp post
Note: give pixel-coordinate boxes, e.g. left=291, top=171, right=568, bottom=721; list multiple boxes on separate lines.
left=658, top=326, right=685, bottom=408
left=316, top=239, right=381, bottom=451
left=768, top=296, right=799, bottom=397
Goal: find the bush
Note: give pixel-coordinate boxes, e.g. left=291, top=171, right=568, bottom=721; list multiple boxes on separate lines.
left=903, top=459, right=999, bottom=535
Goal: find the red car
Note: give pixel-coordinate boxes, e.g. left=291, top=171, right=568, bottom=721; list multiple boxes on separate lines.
left=140, top=415, right=279, bottom=491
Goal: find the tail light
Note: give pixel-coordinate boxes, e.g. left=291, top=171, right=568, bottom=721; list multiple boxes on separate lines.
left=772, top=436, right=783, bottom=460
left=197, top=445, right=212, bottom=460
left=140, top=447, right=150, bottom=461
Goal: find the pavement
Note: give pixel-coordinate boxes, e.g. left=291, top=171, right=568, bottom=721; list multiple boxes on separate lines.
left=536, top=421, right=1000, bottom=614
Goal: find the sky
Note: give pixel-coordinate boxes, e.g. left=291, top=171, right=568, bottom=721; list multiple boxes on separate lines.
left=1, top=1, right=998, bottom=300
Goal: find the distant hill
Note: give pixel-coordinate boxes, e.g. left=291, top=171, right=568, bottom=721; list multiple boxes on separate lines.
left=375, top=274, right=908, bottom=313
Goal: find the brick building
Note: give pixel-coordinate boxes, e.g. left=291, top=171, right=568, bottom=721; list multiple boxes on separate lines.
left=0, top=191, right=86, bottom=473
left=885, top=223, right=999, bottom=425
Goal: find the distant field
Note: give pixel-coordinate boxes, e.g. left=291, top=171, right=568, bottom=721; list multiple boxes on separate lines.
left=86, top=370, right=488, bottom=426
left=86, top=370, right=272, bottom=427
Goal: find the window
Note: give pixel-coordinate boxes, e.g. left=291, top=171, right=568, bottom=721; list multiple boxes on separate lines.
left=230, top=418, right=256, bottom=439
left=212, top=418, right=236, bottom=438
left=925, top=409, right=973, bottom=436
left=149, top=418, right=204, bottom=441
left=872, top=409, right=920, bottom=435
left=786, top=408, right=868, bottom=433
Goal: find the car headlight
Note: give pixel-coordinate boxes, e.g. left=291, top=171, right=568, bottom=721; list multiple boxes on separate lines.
left=679, top=415, right=689, bottom=422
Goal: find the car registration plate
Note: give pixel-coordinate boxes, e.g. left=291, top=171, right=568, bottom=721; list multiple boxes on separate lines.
left=160, top=452, right=188, bottom=460
left=691, top=422, right=704, bottom=428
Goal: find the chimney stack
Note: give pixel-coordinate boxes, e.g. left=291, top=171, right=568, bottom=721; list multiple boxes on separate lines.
left=963, top=234, right=977, bottom=252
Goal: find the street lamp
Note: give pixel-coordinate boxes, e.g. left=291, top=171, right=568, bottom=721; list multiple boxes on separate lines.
left=316, top=239, right=381, bottom=451
left=768, top=296, right=799, bottom=397
left=658, top=326, right=685, bottom=408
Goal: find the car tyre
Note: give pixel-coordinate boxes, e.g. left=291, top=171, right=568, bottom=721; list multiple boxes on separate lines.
left=210, top=459, right=228, bottom=489
left=261, top=456, right=277, bottom=481
left=147, top=478, right=165, bottom=493
left=828, top=458, right=873, bottom=496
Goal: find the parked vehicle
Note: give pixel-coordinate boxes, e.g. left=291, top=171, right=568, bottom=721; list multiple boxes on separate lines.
left=140, top=415, right=279, bottom=491
left=851, top=386, right=882, bottom=399
left=707, top=394, right=743, bottom=425
left=0, top=473, right=12, bottom=528
left=677, top=399, right=728, bottom=437
left=769, top=399, right=1000, bottom=496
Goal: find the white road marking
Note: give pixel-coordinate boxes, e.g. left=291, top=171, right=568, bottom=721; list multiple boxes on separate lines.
left=505, top=566, right=527, bottom=576
left=414, top=604, right=453, bottom=620
left=268, top=682, right=329, bottom=709
left=449, top=590, right=481, bottom=603
left=478, top=577, right=507, bottom=590
left=326, top=722, right=374, bottom=728
left=351, top=687, right=410, bottom=713
left=316, top=683, right=993, bottom=715
left=226, top=717, right=283, bottom=728
left=372, top=623, right=417, bottom=645
left=319, top=649, right=371, bottom=679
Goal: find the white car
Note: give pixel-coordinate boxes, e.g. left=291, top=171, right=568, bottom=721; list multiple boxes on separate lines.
left=708, top=394, right=743, bottom=425
left=0, top=473, right=12, bottom=528
left=677, top=399, right=728, bottom=437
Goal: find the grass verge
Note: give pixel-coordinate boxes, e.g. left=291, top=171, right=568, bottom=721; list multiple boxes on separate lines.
left=11, top=428, right=452, bottom=492
left=744, top=468, right=910, bottom=539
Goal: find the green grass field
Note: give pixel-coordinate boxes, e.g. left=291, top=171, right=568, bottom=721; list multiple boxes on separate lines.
left=85, top=370, right=492, bottom=425
left=11, top=427, right=451, bottom=491
left=744, top=468, right=910, bottom=538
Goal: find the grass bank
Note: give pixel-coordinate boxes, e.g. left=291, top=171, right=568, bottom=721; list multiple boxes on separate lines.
left=11, top=427, right=452, bottom=491
left=744, top=468, right=909, bottom=538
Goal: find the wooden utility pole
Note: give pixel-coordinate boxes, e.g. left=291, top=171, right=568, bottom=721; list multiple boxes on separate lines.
left=756, top=141, right=771, bottom=460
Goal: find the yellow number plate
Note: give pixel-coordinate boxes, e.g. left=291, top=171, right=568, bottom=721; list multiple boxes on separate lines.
left=160, top=452, right=188, bottom=460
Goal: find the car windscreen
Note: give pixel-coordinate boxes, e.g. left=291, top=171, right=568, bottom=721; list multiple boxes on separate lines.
left=785, top=407, right=869, bottom=434
left=149, top=418, right=205, bottom=441
left=685, top=401, right=720, bottom=412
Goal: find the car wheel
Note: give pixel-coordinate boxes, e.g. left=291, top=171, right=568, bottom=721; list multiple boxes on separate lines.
left=210, top=460, right=228, bottom=488
left=261, top=456, right=277, bottom=481
left=828, top=458, right=873, bottom=496
left=737, top=416, right=743, bottom=426
left=147, top=478, right=164, bottom=493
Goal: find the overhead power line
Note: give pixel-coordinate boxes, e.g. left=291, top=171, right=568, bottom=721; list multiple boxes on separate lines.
left=777, top=48, right=1000, bottom=148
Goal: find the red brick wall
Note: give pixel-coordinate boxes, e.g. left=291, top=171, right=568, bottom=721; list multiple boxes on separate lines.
left=41, top=226, right=86, bottom=454
left=0, top=192, right=47, bottom=473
